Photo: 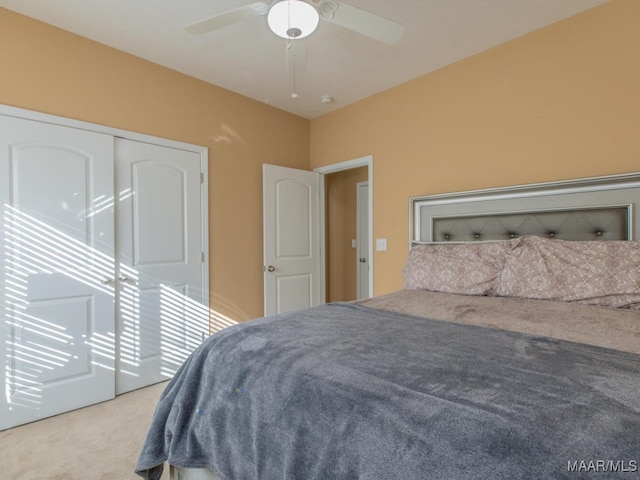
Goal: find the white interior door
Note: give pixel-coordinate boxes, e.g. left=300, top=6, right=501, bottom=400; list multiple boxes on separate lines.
left=0, top=115, right=115, bottom=430
left=356, top=181, right=370, bottom=299
left=263, top=164, right=321, bottom=316
left=115, top=139, right=208, bottom=394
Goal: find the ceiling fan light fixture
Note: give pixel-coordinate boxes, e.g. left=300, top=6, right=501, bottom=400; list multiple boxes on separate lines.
left=268, top=0, right=319, bottom=39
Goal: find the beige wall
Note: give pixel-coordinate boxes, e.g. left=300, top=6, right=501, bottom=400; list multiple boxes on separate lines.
left=325, top=167, right=368, bottom=302
left=2, top=0, right=639, bottom=319
left=0, top=8, right=310, bottom=321
left=310, top=0, right=640, bottom=295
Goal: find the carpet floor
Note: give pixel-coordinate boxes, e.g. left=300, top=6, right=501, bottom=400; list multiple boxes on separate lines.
left=0, top=381, right=169, bottom=479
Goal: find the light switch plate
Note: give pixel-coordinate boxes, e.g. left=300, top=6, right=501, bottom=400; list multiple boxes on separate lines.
left=376, top=238, right=387, bottom=251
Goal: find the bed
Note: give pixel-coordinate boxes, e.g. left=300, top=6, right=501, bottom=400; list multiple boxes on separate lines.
left=136, top=173, right=640, bottom=480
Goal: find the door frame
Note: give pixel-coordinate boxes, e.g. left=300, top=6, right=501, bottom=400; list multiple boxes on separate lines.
left=315, top=155, right=374, bottom=301
left=0, top=104, right=209, bottom=307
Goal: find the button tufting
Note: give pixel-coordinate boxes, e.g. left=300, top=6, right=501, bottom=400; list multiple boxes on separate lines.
left=429, top=206, right=626, bottom=243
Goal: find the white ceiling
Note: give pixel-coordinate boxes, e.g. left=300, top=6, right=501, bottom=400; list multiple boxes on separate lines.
left=0, top=0, right=608, bottom=119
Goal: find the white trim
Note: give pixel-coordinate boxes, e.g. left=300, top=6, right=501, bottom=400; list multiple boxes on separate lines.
left=314, top=155, right=374, bottom=299
left=0, top=104, right=206, bottom=153
left=314, top=156, right=372, bottom=175
left=200, top=152, right=210, bottom=308
left=0, top=103, right=210, bottom=308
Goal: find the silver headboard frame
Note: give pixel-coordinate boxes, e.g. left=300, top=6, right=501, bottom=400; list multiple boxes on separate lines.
left=410, top=172, right=640, bottom=245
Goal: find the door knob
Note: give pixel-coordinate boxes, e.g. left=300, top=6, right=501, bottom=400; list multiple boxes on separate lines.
left=99, top=277, right=113, bottom=285
left=267, top=265, right=276, bottom=272
left=359, top=258, right=367, bottom=263
left=118, top=274, right=138, bottom=286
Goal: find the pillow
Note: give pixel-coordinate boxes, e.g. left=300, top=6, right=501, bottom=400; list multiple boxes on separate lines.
left=495, top=236, right=640, bottom=309
left=403, top=240, right=515, bottom=296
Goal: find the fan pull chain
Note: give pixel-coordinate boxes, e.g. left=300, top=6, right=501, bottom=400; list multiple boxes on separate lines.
left=288, top=39, right=298, bottom=98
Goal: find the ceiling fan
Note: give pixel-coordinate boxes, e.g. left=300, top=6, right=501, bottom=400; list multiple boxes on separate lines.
left=184, top=0, right=405, bottom=45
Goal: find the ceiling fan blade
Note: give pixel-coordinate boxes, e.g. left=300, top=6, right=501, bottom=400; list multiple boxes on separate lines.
left=184, top=2, right=270, bottom=36
left=327, top=2, right=405, bottom=45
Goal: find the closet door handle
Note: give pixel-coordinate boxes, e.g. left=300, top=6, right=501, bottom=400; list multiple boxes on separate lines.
left=119, top=274, right=136, bottom=285
left=267, top=265, right=276, bottom=272
left=100, top=277, right=113, bottom=285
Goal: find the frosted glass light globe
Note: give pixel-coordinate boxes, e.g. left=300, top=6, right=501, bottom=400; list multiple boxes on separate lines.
left=267, top=0, right=320, bottom=40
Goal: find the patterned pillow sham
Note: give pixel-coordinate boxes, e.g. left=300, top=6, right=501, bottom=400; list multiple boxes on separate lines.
left=403, top=240, right=515, bottom=296
left=495, top=235, right=640, bottom=309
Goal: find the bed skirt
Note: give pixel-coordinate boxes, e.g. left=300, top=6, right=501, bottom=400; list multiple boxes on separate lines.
left=170, top=466, right=220, bottom=480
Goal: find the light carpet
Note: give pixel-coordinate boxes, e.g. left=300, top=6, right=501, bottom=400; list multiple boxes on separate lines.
left=0, top=381, right=169, bottom=480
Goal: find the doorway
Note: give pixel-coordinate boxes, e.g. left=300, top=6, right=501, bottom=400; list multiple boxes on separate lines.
left=315, top=155, right=373, bottom=302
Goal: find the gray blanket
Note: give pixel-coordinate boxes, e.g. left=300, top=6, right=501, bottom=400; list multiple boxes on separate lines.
left=136, top=303, right=640, bottom=480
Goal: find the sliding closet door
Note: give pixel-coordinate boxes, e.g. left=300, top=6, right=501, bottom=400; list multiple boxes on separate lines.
left=115, top=138, right=208, bottom=394
left=0, top=115, right=115, bottom=430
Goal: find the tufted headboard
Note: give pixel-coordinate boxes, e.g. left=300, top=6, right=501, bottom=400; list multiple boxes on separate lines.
left=410, top=173, right=640, bottom=245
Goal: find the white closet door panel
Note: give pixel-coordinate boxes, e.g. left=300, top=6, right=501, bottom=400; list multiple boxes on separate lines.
left=133, top=162, right=186, bottom=264
left=0, top=114, right=115, bottom=430
left=115, top=138, right=207, bottom=394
